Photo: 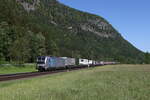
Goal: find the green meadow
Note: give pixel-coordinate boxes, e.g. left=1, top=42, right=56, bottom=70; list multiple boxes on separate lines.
left=0, top=64, right=36, bottom=74
left=0, top=65, right=150, bottom=100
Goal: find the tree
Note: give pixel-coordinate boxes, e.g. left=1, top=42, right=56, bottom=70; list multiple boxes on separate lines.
left=51, top=40, right=60, bottom=56
left=10, top=37, right=30, bottom=64
left=25, top=31, right=46, bottom=62
left=36, top=32, right=46, bottom=57
left=144, top=52, right=150, bottom=64
left=0, top=21, right=15, bottom=62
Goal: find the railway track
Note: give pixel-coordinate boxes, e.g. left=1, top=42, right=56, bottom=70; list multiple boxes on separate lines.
left=0, top=66, right=89, bottom=82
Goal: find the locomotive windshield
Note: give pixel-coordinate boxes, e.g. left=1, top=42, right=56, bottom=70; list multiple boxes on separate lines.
left=37, top=57, right=45, bottom=61
left=37, top=56, right=46, bottom=64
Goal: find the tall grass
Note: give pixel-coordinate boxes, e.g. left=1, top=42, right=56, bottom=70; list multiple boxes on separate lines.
left=0, top=64, right=37, bottom=74
left=0, top=65, right=150, bottom=100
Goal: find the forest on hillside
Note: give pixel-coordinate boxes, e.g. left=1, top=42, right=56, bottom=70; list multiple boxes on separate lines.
left=0, top=0, right=149, bottom=64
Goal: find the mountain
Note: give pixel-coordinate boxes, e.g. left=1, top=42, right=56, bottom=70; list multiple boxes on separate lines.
left=0, top=0, right=144, bottom=63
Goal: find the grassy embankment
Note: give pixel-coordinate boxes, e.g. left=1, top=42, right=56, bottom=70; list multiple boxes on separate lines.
left=0, top=64, right=37, bottom=74
left=0, top=64, right=150, bottom=100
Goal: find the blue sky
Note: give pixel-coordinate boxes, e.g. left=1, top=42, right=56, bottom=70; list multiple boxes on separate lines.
left=59, top=0, right=150, bottom=52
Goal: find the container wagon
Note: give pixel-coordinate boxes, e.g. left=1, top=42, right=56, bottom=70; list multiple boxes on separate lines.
left=79, top=59, right=90, bottom=67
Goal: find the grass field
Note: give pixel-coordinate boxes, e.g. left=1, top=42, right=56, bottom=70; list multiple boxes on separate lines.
left=0, top=64, right=37, bottom=74
left=0, top=64, right=150, bottom=100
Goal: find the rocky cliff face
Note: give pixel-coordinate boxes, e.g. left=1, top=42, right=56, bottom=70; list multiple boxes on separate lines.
left=16, top=0, right=40, bottom=12
left=16, top=0, right=118, bottom=38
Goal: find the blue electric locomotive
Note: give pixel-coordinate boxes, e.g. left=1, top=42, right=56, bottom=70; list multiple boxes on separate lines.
left=36, top=56, right=75, bottom=71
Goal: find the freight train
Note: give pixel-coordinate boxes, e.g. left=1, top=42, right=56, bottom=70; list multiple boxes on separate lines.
left=36, top=56, right=118, bottom=71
